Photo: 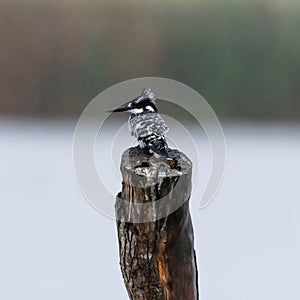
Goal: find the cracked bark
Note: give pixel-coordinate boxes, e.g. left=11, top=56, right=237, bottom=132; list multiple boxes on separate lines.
left=115, top=147, right=199, bottom=300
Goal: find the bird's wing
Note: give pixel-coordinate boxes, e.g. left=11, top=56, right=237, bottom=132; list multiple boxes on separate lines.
left=130, top=113, right=168, bottom=138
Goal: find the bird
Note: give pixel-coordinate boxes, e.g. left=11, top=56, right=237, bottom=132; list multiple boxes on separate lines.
left=108, top=88, right=171, bottom=159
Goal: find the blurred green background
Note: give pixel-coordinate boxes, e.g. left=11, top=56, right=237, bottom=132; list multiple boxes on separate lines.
left=1, top=0, right=300, bottom=120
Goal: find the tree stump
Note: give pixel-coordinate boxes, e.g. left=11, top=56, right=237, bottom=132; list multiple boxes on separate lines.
left=115, top=146, right=198, bottom=300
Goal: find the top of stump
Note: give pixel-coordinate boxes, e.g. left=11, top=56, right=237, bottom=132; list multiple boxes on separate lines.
left=121, top=146, right=192, bottom=178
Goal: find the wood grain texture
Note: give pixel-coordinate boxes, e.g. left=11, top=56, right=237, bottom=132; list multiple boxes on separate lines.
left=116, top=146, right=198, bottom=300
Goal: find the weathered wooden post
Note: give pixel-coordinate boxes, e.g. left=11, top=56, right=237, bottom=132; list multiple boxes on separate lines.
left=115, top=146, right=199, bottom=300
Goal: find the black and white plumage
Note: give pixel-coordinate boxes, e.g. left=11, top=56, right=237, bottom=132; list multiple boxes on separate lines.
left=108, top=88, right=171, bottom=159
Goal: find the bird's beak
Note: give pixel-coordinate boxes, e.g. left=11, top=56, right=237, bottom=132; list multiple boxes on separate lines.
left=107, top=102, right=131, bottom=113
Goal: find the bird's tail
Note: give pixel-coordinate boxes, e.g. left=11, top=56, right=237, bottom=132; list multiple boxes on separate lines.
left=145, top=135, right=171, bottom=159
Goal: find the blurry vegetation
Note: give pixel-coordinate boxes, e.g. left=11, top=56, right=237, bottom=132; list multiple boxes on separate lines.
left=1, top=0, right=300, bottom=120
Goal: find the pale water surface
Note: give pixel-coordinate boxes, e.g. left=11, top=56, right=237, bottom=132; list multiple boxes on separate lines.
left=1, top=119, right=299, bottom=300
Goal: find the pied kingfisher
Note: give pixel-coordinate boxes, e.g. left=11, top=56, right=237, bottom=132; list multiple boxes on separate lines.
left=108, top=88, right=171, bottom=159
